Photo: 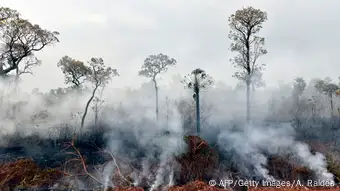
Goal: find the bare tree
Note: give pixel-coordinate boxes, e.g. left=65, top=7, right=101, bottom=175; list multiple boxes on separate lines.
left=138, top=53, right=176, bottom=121
left=80, top=57, right=119, bottom=130
left=57, top=55, right=91, bottom=89
left=228, top=6, right=268, bottom=123
left=0, top=7, right=59, bottom=79
left=182, top=68, right=213, bottom=136
left=315, top=78, right=339, bottom=117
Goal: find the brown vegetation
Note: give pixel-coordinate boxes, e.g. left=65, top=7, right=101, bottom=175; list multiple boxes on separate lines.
left=175, top=136, right=219, bottom=185
left=0, top=159, right=63, bottom=190
left=1, top=137, right=340, bottom=191
left=267, top=156, right=314, bottom=182
left=169, top=180, right=227, bottom=191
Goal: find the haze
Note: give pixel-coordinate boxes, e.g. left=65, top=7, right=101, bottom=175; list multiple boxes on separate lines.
left=2, top=0, right=339, bottom=92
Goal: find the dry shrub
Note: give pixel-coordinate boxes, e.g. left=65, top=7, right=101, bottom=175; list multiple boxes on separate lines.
left=175, top=136, right=219, bottom=185
left=168, top=180, right=228, bottom=191
left=0, top=158, right=63, bottom=189
left=326, top=153, right=340, bottom=182
left=308, top=141, right=340, bottom=182
left=267, top=156, right=313, bottom=182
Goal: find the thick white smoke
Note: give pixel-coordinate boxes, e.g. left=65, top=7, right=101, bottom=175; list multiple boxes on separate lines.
left=218, top=123, right=333, bottom=181
left=102, top=100, right=185, bottom=190
left=0, top=75, right=337, bottom=189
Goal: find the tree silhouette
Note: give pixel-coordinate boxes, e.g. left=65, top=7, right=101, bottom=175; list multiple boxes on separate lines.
left=314, top=78, right=339, bottom=117
left=138, top=53, right=176, bottom=121
left=80, top=58, right=118, bottom=130
left=0, top=7, right=59, bottom=79
left=182, top=68, right=213, bottom=136
left=292, top=77, right=306, bottom=127
left=57, top=55, right=91, bottom=89
left=228, top=6, right=268, bottom=123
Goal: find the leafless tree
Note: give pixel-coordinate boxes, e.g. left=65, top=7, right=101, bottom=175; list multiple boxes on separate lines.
left=228, top=6, right=268, bottom=123
left=138, top=53, right=176, bottom=121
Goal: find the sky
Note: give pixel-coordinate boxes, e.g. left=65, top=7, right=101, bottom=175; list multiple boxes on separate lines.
left=2, top=0, right=340, bottom=92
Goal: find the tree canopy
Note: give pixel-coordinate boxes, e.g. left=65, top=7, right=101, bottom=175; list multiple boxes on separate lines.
left=138, top=53, right=177, bottom=80
left=229, top=6, right=267, bottom=83
left=57, top=56, right=90, bottom=88
left=0, top=7, right=59, bottom=77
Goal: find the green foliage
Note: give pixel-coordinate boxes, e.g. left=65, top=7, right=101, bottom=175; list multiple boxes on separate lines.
left=57, top=56, right=91, bottom=88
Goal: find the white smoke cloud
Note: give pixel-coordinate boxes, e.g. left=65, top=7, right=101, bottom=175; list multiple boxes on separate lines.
left=0, top=75, right=337, bottom=189
left=218, top=123, right=333, bottom=181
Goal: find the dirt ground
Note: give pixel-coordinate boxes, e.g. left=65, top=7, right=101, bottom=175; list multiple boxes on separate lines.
left=249, top=187, right=340, bottom=191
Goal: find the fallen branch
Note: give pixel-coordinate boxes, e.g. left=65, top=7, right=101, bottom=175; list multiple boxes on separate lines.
left=63, top=140, right=104, bottom=186
left=101, top=148, right=134, bottom=186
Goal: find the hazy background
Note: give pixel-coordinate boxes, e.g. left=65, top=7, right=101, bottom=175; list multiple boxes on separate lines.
left=1, top=0, right=340, bottom=93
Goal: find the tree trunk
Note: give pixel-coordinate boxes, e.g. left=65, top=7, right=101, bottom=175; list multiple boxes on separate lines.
left=94, top=87, right=105, bottom=129
left=195, top=89, right=200, bottom=136
left=81, top=85, right=99, bottom=131
left=15, top=67, right=19, bottom=81
left=0, top=62, right=4, bottom=77
left=246, top=81, right=251, bottom=123
left=330, top=93, right=334, bottom=117
left=295, top=95, right=301, bottom=127
left=11, top=67, right=20, bottom=93
left=94, top=105, right=98, bottom=127
left=166, top=96, right=169, bottom=128
left=153, top=78, right=159, bottom=122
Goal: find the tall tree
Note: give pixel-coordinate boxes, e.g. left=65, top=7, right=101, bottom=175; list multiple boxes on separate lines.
left=182, top=68, right=213, bottom=136
left=293, top=77, right=306, bottom=104
left=80, top=58, right=118, bottom=130
left=138, top=53, right=176, bottom=121
left=91, top=87, right=105, bottom=128
left=0, top=7, right=59, bottom=79
left=315, top=78, right=339, bottom=117
left=57, top=55, right=90, bottom=89
left=336, top=89, right=340, bottom=115
left=292, top=77, right=306, bottom=126
left=228, top=6, right=268, bottom=123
